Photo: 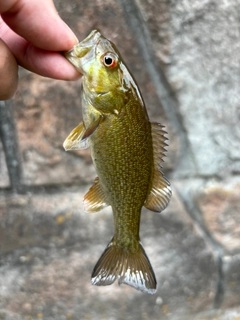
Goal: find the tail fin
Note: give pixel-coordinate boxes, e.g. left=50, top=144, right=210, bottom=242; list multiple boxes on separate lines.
left=91, top=238, right=157, bottom=294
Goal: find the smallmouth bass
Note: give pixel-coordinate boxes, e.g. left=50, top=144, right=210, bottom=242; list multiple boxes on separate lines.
left=63, top=30, right=171, bottom=294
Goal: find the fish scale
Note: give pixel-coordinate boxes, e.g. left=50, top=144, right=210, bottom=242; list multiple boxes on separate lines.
left=92, top=114, right=150, bottom=209
left=63, top=30, right=172, bottom=294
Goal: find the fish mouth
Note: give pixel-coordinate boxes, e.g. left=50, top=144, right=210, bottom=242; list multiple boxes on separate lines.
left=64, top=30, right=101, bottom=73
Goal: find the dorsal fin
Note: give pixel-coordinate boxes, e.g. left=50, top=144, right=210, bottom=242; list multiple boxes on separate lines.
left=144, top=123, right=172, bottom=212
left=151, top=122, right=168, bottom=168
left=83, top=177, right=109, bottom=212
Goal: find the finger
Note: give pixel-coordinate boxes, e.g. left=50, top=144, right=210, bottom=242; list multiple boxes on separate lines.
left=0, top=38, right=18, bottom=100
left=0, top=0, right=78, bottom=51
left=21, top=43, right=81, bottom=80
left=1, top=23, right=81, bottom=80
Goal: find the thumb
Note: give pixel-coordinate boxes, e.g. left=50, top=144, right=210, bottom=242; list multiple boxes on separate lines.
left=0, top=38, right=18, bottom=100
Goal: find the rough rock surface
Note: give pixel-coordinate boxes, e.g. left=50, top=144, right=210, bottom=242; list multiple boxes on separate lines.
left=0, top=187, right=217, bottom=320
left=0, top=0, right=240, bottom=319
left=0, top=139, right=9, bottom=188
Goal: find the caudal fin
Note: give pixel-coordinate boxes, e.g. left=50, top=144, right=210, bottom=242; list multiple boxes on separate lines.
left=91, top=239, right=157, bottom=294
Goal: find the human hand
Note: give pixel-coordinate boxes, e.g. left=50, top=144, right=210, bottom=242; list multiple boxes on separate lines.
left=0, top=0, right=80, bottom=100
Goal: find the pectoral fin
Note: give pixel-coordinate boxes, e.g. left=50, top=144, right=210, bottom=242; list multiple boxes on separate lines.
left=81, top=116, right=102, bottom=141
left=63, top=121, right=88, bottom=150
left=63, top=116, right=102, bottom=151
left=144, top=123, right=172, bottom=212
left=83, top=177, right=109, bottom=212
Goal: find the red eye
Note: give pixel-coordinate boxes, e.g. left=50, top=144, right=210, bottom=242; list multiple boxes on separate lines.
left=102, top=53, right=117, bottom=68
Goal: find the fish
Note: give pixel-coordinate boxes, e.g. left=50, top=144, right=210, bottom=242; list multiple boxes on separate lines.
left=63, top=30, right=172, bottom=294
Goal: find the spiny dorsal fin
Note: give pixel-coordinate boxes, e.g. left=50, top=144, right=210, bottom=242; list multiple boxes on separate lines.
left=151, top=122, right=169, bottom=168
left=91, top=238, right=157, bottom=294
left=83, top=177, right=109, bottom=212
left=144, top=123, right=172, bottom=212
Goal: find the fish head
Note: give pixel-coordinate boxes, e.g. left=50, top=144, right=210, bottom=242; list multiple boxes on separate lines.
left=65, top=30, right=133, bottom=114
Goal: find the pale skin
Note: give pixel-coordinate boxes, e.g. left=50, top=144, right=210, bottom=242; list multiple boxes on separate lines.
left=0, top=0, right=81, bottom=100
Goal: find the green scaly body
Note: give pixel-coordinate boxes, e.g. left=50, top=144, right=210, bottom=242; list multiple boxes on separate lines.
left=89, top=96, right=153, bottom=250
left=63, top=30, right=172, bottom=294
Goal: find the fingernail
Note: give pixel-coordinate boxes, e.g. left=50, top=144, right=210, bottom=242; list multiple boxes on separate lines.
left=63, top=21, right=79, bottom=44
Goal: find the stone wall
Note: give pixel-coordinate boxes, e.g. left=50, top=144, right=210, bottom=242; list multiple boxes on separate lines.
left=0, top=0, right=240, bottom=319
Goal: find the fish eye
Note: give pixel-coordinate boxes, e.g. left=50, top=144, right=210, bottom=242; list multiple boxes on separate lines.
left=102, top=53, right=118, bottom=68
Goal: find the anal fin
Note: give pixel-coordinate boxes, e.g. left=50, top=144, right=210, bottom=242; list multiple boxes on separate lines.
left=83, top=177, right=109, bottom=212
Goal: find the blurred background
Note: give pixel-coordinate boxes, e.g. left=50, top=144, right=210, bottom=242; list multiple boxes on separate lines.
left=0, top=0, right=240, bottom=319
